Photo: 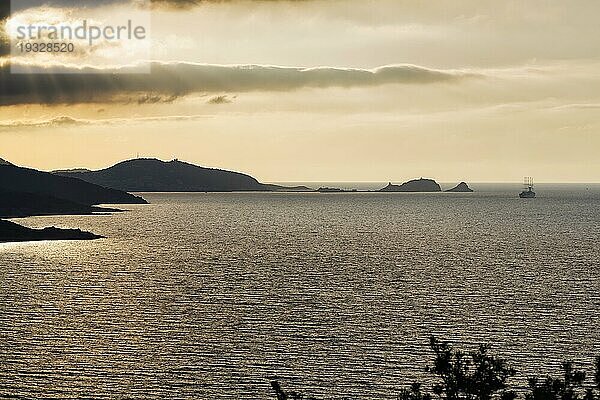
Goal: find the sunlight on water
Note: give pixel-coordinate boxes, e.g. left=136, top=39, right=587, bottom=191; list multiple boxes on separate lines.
left=1, top=189, right=599, bottom=399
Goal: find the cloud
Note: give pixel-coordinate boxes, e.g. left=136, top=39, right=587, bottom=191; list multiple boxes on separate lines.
left=0, top=116, right=87, bottom=128
left=0, top=3, right=8, bottom=57
left=550, top=103, right=600, bottom=111
left=136, top=93, right=180, bottom=104
left=0, top=5, right=8, bottom=21
left=150, top=0, right=311, bottom=9
left=149, top=0, right=207, bottom=9
left=0, top=30, right=7, bottom=57
left=207, top=95, right=233, bottom=104
left=0, top=113, right=213, bottom=128
left=10, top=0, right=306, bottom=12
left=0, top=61, right=474, bottom=106
left=9, top=0, right=136, bottom=13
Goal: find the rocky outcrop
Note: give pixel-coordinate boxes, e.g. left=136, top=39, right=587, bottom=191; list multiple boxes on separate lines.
left=0, top=220, right=104, bottom=243
left=379, top=178, right=442, bottom=192
left=446, top=182, right=474, bottom=192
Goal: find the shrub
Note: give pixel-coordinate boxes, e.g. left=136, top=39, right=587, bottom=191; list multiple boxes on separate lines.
left=271, top=338, right=599, bottom=400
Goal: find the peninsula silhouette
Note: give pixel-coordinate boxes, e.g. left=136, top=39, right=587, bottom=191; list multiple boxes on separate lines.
left=0, top=160, right=146, bottom=242
left=0, top=220, right=103, bottom=243
left=55, top=158, right=312, bottom=192
left=1, top=163, right=146, bottom=206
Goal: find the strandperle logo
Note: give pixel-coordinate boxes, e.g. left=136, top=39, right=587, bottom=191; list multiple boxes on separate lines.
left=15, top=19, right=147, bottom=46
left=9, top=0, right=152, bottom=74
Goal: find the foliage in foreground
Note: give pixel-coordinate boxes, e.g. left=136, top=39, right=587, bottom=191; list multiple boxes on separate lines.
left=271, top=336, right=600, bottom=400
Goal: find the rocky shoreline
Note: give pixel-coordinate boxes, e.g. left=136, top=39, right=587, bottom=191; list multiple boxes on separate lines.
left=0, top=161, right=147, bottom=243
left=0, top=220, right=104, bottom=243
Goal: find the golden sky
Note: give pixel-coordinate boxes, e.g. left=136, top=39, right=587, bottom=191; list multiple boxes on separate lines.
left=1, top=0, right=600, bottom=182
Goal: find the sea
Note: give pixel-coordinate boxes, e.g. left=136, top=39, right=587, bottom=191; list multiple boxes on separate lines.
left=1, top=183, right=599, bottom=399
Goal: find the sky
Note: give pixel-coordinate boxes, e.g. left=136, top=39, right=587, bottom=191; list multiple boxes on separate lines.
left=1, top=0, right=600, bottom=182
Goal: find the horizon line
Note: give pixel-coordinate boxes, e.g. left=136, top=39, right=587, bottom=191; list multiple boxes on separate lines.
left=3, top=157, right=600, bottom=185
left=269, top=181, right=600, bottom=185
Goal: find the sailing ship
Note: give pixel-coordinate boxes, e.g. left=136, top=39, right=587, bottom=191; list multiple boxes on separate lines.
left=519, top=177, right=536, bottom=198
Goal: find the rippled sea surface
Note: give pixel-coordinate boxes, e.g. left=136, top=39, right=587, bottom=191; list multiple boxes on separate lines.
left=1, top=186, right=600, bottom=399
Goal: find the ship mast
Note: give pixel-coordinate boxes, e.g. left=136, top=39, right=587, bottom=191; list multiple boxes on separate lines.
left=523, top=176, right=534, bottom=191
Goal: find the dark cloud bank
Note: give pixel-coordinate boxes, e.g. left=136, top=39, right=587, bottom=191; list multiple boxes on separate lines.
left=10, top=0, right=306, bottom=12
left=0, top=3, right=9, bottom=56
left=0, top=61, right=474, bottom=106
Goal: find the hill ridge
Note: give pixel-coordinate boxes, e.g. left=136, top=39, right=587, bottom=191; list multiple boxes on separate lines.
left=55, top=158, right=311, bottom=192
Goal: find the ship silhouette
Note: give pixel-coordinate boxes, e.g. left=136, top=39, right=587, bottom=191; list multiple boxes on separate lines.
left=519, top=177, right=536, bottom=198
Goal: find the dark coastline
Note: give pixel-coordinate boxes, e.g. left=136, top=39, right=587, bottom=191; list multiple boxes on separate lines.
left=0, top=157, right=474, bottom=243
left=0, top=220, right=104, bottom=243
left=55, top=158, right=473, bottom=194
left=0, top=162, right=147, bottom=243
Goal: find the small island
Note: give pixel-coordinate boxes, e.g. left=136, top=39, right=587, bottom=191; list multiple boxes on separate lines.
left=317, top=187, right=358, bottom=193
left=0, top=220, right=104, bottom=243
left=446, top=182, right=474, bottom=192
left=379, top=178, right=442, bottom=192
